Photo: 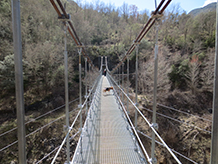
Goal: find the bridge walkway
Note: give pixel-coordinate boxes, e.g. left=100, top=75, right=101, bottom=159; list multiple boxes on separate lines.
left=72, top=76, right=146, bottom=163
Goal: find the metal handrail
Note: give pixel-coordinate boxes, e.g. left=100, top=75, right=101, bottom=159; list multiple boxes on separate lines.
left=51, top=109, right=81, bottom=164
left=36, top=131, right=80, bottom=164
left=0, top=107, right=78, bottom=152
left=137, top=130, right=198, bottom=164
left=156, top=103, right=212, bottom=122
left=109, top=77, right=151, bottom=163
left=71, top=75, right=103, bottom=162
left=51, top=73, right=101, bottom=164
left=0, top=98, right=79, bottom=138
left=142, top=107, right=212, bottom=134
left=107, top=73, right=182, bottom=164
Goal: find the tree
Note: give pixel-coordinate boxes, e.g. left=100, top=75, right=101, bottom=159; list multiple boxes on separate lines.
left=138, top=9, right=149, bottom=24
left=120, top=2, right=129, bottom=22
left=185, top=55, right=201, bottom=94
left=129, top=5, right=138, bottom=22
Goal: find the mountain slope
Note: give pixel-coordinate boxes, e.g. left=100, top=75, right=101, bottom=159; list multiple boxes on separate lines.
left=189, top=2, right=216, bottom=17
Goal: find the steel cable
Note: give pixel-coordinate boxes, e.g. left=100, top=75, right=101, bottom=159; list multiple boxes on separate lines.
left=51, top=74, right=101, bottom=163
left=35, top=131, right=80, bottom=164
left=112, top=72, right=211, bottom=123
left=137, top=130, right=198, bottom=164
left=108, top=74, right=182, bottom=164
left=156, top=103, right=212, bottom=122
left=49, top=0, right=96, bottom=69
left=0, top=98, right=79, bottom=138
left=0, top=107, right=79, bottom=152
left=114, top=75, right=211, bottom=123
left=111, top=0, right=172, bottom=73
left=111, top=80, right=152, bottom=164
left=0, top=71, right=98, bottom=139
left=1, top=74, right=99, bottom=156
left=142, top=107, right=211, bottom=134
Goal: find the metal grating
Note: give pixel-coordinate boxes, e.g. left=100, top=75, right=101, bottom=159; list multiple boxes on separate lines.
left=72, top=76, right=147, bottom=164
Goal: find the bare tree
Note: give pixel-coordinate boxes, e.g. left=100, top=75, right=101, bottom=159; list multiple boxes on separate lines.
left=120, top=2, right=129, bottom=22
left=185, top=55, right=201, bottom=94
left=129, top=5, right=138, bottom=19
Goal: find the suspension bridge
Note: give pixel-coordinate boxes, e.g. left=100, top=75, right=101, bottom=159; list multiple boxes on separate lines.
left=3, top=0, right=218, bottom=163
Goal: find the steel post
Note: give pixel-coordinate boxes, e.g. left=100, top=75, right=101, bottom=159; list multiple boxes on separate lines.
left=151, top=21, right=160, bottom=164
left=135, top=44, right=139, bottom=130
left=85, top=58, right=88, bottom=115
left=105, top=56, right=108, bottom=71
left=118, top=67, right=120, bottom=86
left=119, top=66, right=121, bottom=97
left=127, top=57, right=130, bottom=115
left=89, top=63, right=91, bottom=106
left=122, top=62, right=124, bottom=103
left=63, top=23, right=70, bottom=164
left=118, top=67, right=120, bottom=96
left=210, top=1, right=218, bottom=163
left=101, top=56, right=103, bottom=72
left=155, top=0, right=157, bottom=8
left=11, top=0, right=26, bottom=163
left=78, top=48, right=82, bottom=130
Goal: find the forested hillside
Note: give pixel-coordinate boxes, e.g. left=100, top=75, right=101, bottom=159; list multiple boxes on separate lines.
left=189, top=2, right=216, bottom=17
left=0, top=0, right=216, bottom=163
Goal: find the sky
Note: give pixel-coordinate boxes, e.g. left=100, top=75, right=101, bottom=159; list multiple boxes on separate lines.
left=82, top=0, right=217, bottom=13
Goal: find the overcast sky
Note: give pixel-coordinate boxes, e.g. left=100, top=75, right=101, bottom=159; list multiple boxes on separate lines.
left=82, top=0, right=217, bottom=13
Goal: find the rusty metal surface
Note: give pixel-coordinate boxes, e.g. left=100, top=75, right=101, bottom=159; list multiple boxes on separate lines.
left=72, top=76, right=146, bottom=163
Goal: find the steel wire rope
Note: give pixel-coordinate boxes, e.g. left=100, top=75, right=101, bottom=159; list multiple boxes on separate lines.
left=50, top=109, right=81, bottom=164
left=109, top=77, right=151, bottom=163
left=35, top=131, right=80, bottom=164
left=137, top=130, right=198, bottom=164
left=142, top=107, right=211, bottom=134
left=34, top=73, right=99, bottom=163
left=0, top=98, right=79, bottom=138
left=0, top=107, right=79, bottom=152
left=156, top=103, right=212, bottom=122
left=142, top=98, right=212, bottom=123
left=0, top=72, right=99, bottom=152
left=0, top=73, right=99, bottom=152
left=53, top=79, right=100, bottom=163
left=112, top=66, right=212, bottom=127
left=107, top=73, right=182, bottom=164
left=71, top=74, right=102, bottom=162
left=111, top=0, right=172, bottom=74
left=51, top=73, right=101, bottom=164
left=49, top=0, right=96, bottom=69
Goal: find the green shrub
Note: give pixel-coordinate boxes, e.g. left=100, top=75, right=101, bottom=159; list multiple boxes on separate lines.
left=168, top=59, right=189, bottom=89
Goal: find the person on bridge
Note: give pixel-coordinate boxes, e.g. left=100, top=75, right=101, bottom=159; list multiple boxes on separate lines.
left=103, top=69, right=107, bottom=76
